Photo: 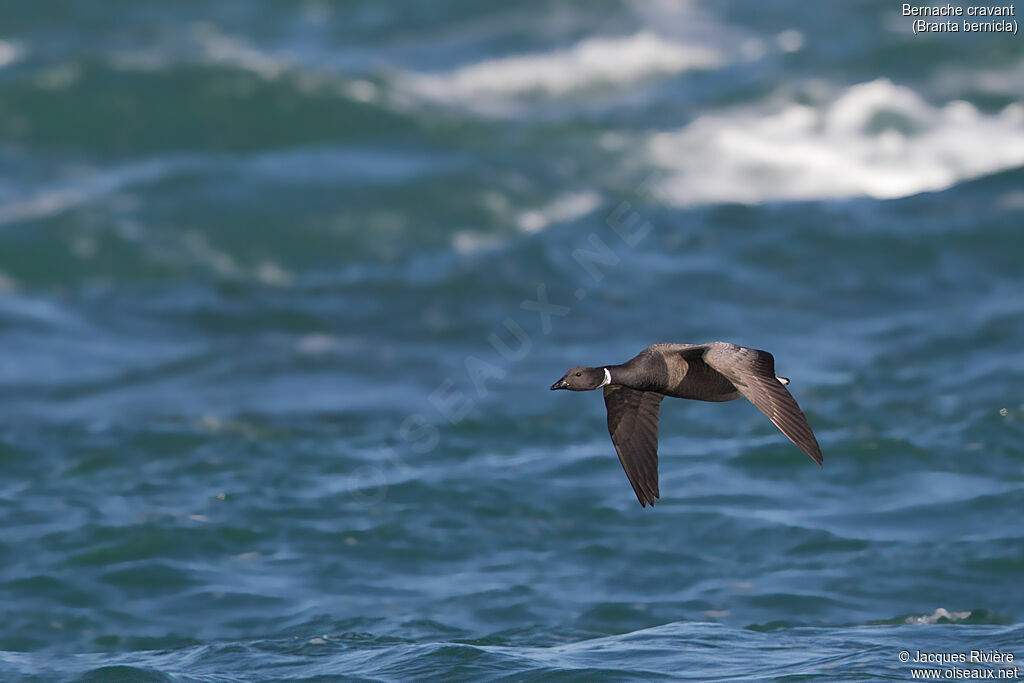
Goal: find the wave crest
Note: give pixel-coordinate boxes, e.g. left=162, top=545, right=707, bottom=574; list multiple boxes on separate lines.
left=648, top=78, right=1024, bottom=205
left=405, top=32, right=719, bottom=104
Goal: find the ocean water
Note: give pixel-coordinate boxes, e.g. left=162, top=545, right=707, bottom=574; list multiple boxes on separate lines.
left=1, top=1, right=1023, bottom=680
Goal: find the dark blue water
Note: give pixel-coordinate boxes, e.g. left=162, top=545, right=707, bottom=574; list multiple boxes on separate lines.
left=1, top=2, right=1023, bottom=680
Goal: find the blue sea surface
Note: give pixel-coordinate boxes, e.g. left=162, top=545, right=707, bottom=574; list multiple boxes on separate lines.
left=1, top=1, right=1023, bottom=680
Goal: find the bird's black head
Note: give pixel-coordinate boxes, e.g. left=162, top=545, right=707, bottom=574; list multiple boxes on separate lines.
left=550, top=366, right=607, bottom=391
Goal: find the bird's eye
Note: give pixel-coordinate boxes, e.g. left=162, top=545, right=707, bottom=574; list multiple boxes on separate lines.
left=575, top=372, right=581, bottom=377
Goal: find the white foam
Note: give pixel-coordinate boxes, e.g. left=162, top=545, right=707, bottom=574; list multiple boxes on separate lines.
left=452, top=190, right=602, bottom=254
left=905, top=607, right=971, bottom=625
left=406, top=32, right=719, bottom=104
left=0, top=158, right=194, bottom=226
left=516, top=191, right=602, bottom=234
left=189, top=23, right=291, bottom=79
left=0, top=269, right=16, bottom=292
left=452, top=230, right=502, bottom=255
left=296, top=333, right=339, bottom=355
left=647, top=78, right=1024, bottom=205
left=776, top=29, right=804, bottom=53
left=0, top=40, right=21, bottom=69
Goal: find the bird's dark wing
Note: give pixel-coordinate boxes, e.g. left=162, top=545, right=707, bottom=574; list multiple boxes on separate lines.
left=700, top=342, right=823, bottom=465
left=604, top=385, right=664, bottom=507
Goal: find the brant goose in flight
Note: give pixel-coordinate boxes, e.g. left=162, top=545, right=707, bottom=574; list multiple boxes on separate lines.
left=550, top=342, right=822, bottom=507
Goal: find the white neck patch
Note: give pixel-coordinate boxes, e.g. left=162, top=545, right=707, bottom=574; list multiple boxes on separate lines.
left=600, top=367, right=612, bottom=387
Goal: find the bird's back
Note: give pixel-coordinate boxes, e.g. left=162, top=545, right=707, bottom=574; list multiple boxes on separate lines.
left=647, top=343, right=741, bottom=402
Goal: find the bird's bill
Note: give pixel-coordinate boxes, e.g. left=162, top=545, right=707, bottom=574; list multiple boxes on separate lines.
left=550, top=378, right=568, bottom=390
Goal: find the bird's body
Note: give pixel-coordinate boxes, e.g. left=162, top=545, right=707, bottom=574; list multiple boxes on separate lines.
left=612, top=343, right=742, bottom=401
left=550, top=342, right=822, bottom=507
